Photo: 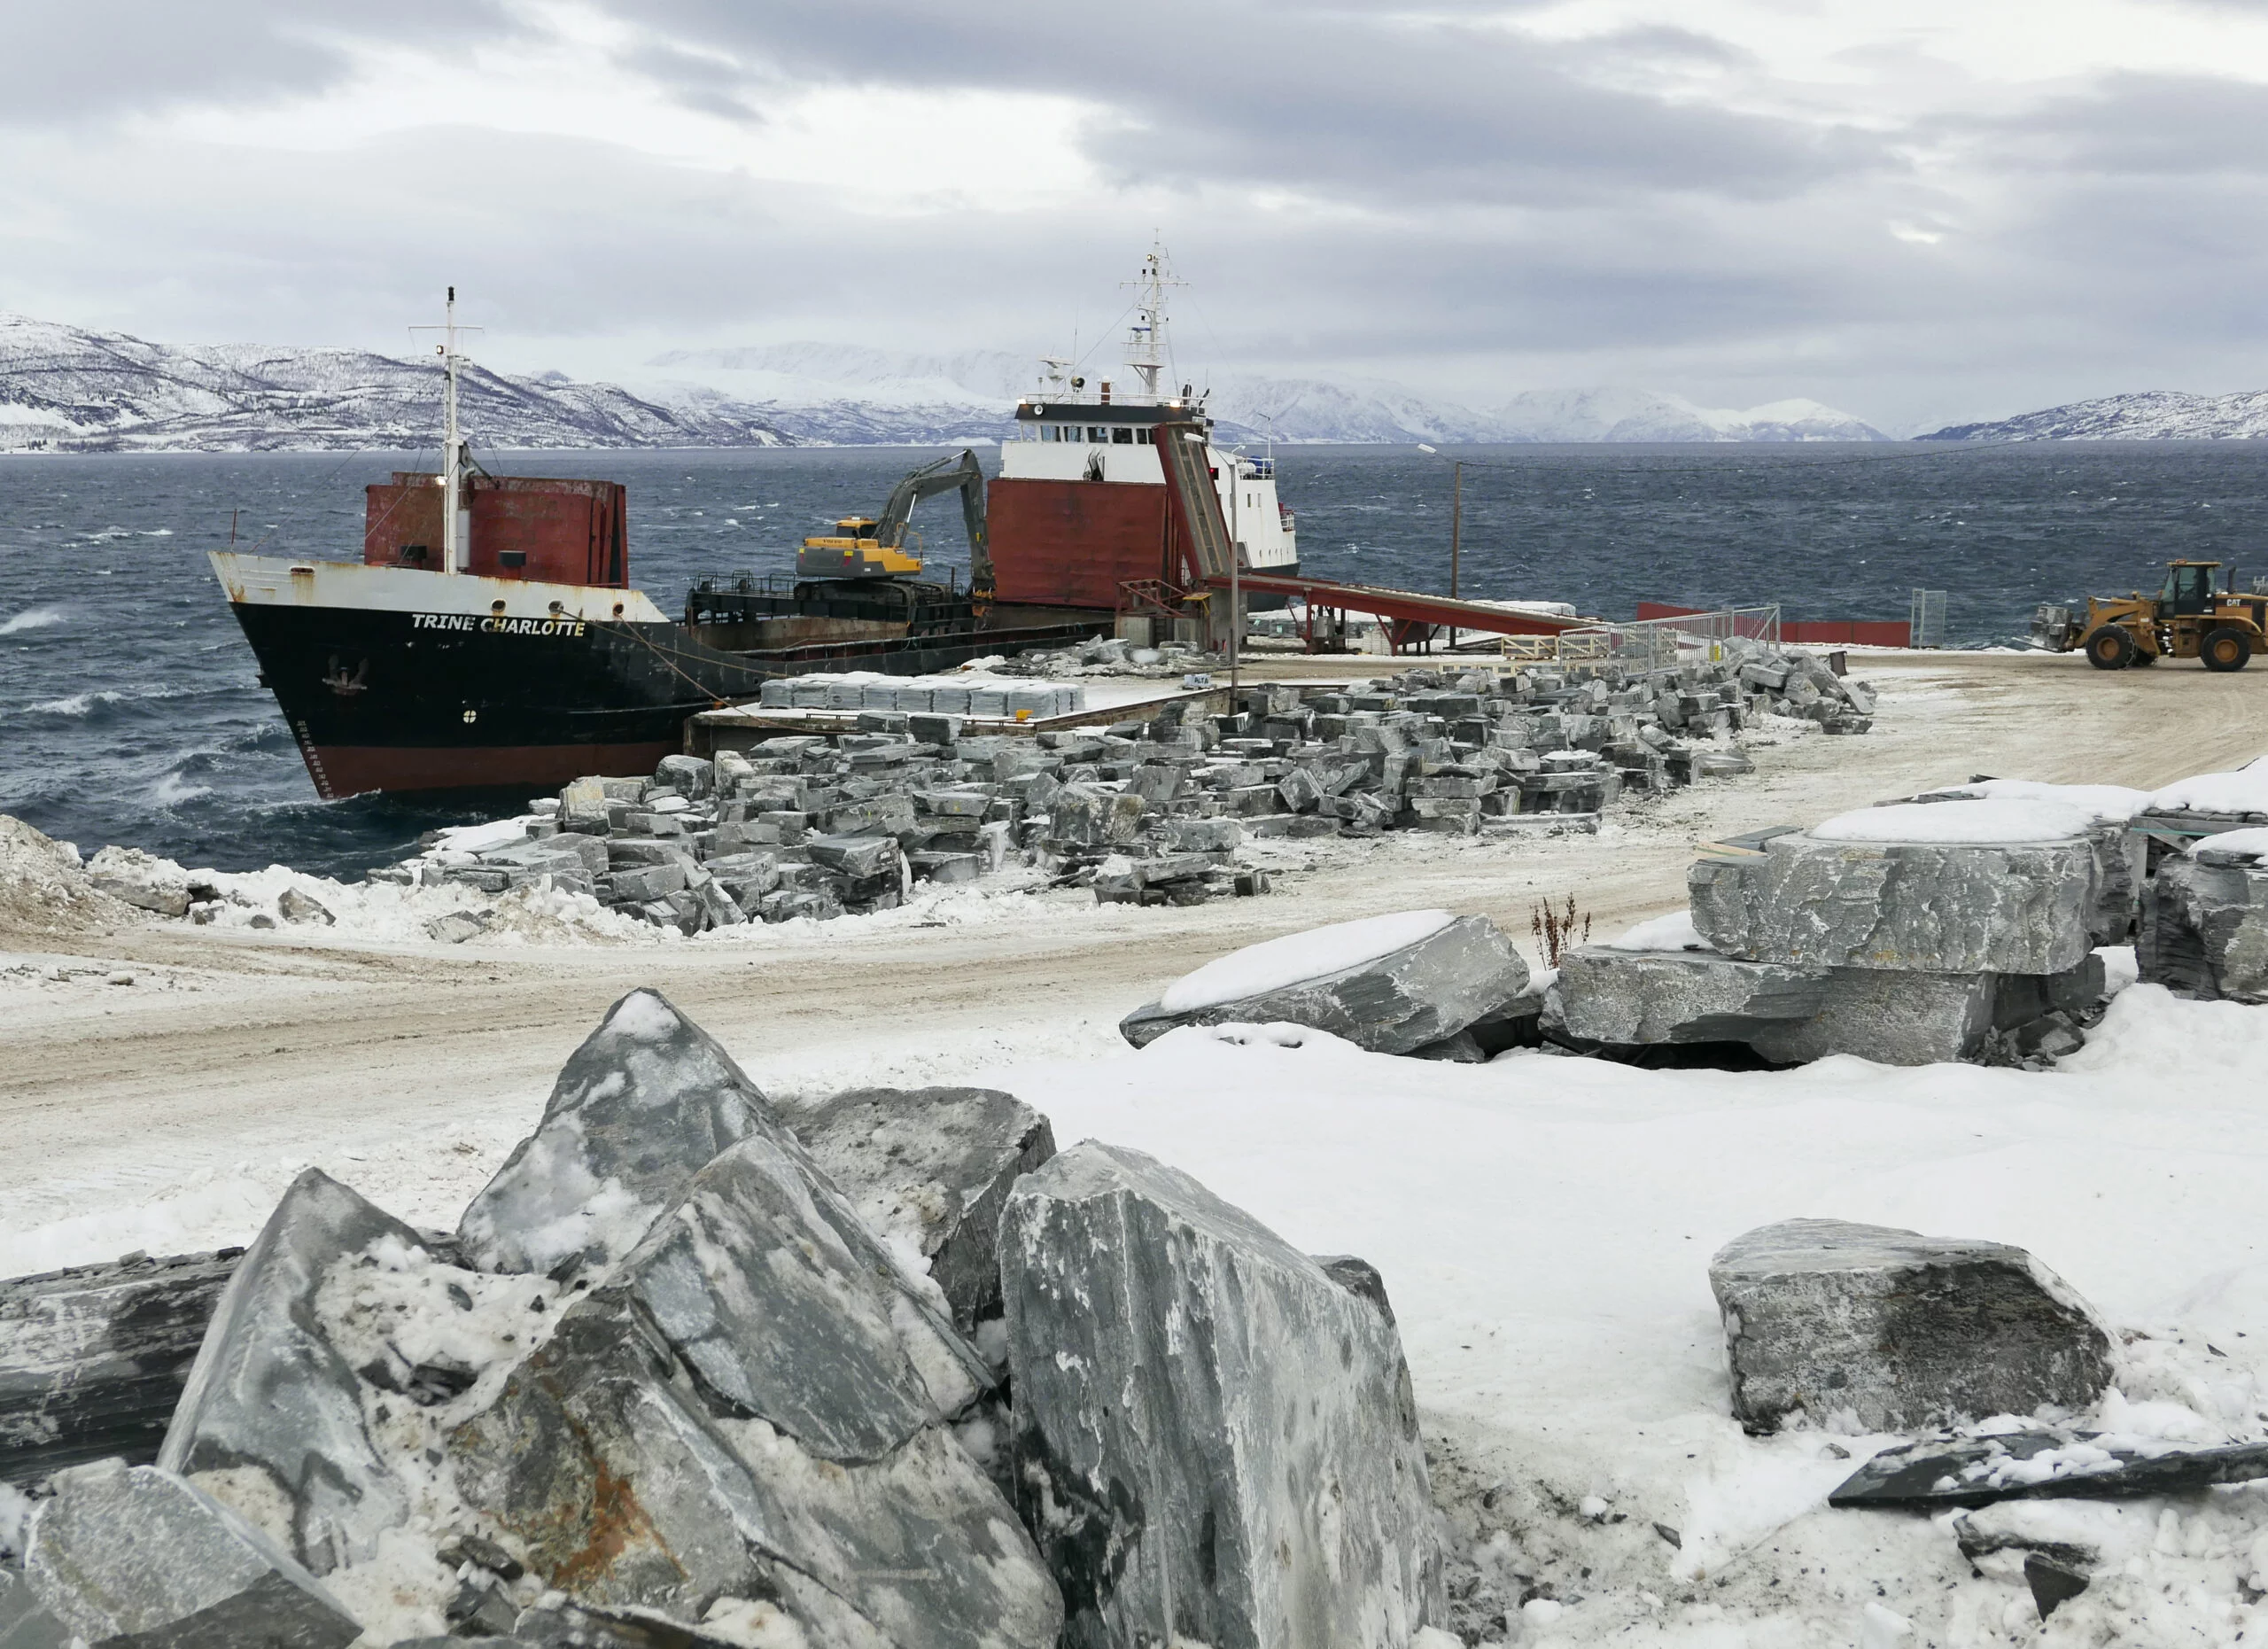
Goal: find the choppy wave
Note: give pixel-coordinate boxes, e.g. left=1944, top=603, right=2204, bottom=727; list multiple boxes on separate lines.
left=151, top=771, right=213, bottom=806
left=0, top=608, right=65, bottom=635
left=30, top=690, right=125, bottom=717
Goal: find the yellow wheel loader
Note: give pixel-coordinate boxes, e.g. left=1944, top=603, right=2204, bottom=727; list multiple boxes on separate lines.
left=2033, top=560, right=2268, bottom=672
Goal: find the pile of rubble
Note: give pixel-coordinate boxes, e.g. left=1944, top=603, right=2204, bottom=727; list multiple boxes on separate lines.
left=388, top=646, right=1866, bottom=936
left=0, top=990, right=1448, bottom=1649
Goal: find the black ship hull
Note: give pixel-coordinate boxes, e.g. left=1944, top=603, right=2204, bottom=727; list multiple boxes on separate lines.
left=214, top=555, right=1103, bottom=798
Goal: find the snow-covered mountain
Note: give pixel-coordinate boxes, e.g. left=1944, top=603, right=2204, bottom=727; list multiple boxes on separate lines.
left=1494, top=387, right=1889, bottom=443
left=1920, top=390, right=2268, bottom=442
left=644, top=342, right=1891, bottom=446
left=0, top=314, right=1889, bottom=452
left=0, top=315, right=788, bottom=453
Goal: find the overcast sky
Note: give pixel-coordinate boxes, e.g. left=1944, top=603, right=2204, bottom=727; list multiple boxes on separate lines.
left=8, top=0, right=2268, bottom=432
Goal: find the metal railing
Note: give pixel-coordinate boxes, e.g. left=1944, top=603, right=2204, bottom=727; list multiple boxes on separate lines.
left=1497, top=604, right=1782, bottom=667
left=1911, top=588, right=1947, bottom=649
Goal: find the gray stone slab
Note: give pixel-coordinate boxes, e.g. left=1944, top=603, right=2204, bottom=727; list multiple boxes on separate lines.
left=2140, top=851, right=2268, bottom=1003
left=1119, top=914, right=1531, bottom=1055
left=1548, top=945, right=2022, bottom=1065
left=1829, top=1430, right=2268, bottom=1510
left=785, top=1086, right=1056, bottom=1336
left=156, top=1169, right=416, bottom=1575
left=1688, top=830, right=2097, bottom=975
left=0, top=1571, right=71, bottom=1649
left=23, top=1460, right=360, bottom=1647
left=1710, top=1218, right=2113, bottom=1434
left=605, top=1130, right=987, bottom=1463
left=458, top=989, right=768, bottom=1281
left=1000, top=1143, right=1443, bottom=1649
left=1, top=1248, right=243, bottom=1487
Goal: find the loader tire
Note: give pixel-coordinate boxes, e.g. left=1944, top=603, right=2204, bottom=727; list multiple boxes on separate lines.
left=2203, top=626, right=2253, bottom=673
left=2085, top=626, right=2136, bottom=670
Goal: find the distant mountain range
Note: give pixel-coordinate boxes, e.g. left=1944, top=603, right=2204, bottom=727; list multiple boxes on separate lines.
left=650, top=343, right=1893, bottom=446
left=0, top=315, right=788, bottom=453
left=0, top=313, right=1891, bottom=452
left=1921, top=390, right=2268, bottom=442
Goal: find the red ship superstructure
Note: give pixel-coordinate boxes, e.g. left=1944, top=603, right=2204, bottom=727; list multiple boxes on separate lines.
left=986, top=244, right=1298, bottom=616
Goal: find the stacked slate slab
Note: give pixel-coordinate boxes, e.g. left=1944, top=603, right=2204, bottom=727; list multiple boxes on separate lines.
left=1550, top=801, right=2112, bottom=1067
left=368, top=645, right=1860, bottom=935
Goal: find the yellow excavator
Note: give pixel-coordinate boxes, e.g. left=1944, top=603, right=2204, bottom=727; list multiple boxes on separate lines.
left=797, top=449, right=990, bottom=590
left=2034, top=559, right=2268, bottom=672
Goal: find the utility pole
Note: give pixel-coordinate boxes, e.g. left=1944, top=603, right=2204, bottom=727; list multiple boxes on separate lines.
left=1449, top=460, right=1463, bottom=601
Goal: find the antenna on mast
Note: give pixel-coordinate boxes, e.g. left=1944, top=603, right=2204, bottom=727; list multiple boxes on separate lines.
left=410, top=287, right=483, bottom=575
left=1122, top=236, right=1184, bottom=404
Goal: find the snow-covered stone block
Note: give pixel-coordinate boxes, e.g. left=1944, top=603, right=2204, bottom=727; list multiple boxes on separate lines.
left=84, top=846, right=193, bottom=918
left=998, top=1142, right=1443, bottom=1649
left=786, top=1085, right=1056, bottom=1335
left=1688, top=801, right=2099, bottom=975
left=1550, top=944, right=2105, bottom=1066
left=22, top=1459, right=360, bottom=1647
left=2140, top=831, right=2268, bottom=1002
left=447, top=1295, right=1060, bottom=1645
left=155, top=1169, right=416, bottom=1575
left=457, top=989, right=767, bottom=1281
left=1119, top=909, right=1530, bottom=1055
left=1709, top=1218, right=2113, bottom=1434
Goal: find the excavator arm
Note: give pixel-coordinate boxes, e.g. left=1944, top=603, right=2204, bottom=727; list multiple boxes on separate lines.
left=874, top=449, right=990, bottom=593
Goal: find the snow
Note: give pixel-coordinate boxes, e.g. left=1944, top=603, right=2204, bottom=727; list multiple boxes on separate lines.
left=1809, top=797, right=2093, bottom=844
left=1929, top=777, right=2153, bottom=822
left=1604, top=911, right=1706, bottom=953
left=2150, top=766, right=2268, bottom=817
left=1155, top=908, right=1454, bottom=1013
left=956, top=968, right=2268, bottom=1645
left=2196, top=827, right=2268, bottom=867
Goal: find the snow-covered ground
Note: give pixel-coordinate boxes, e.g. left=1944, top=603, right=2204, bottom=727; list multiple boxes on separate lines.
left=10, top=951, right=2268, bottom=1645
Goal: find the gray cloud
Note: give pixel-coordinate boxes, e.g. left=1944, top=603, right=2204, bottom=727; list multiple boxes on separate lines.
left=602, top=2, right=1889, bottom=207
left=0, top=0, right=526, bottom=124
left=4, top=2, right=2268, bottom=435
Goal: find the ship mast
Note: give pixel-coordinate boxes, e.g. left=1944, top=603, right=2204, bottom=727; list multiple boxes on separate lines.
left=439, top=287, right=465, bottom=574
left=1122, top=238, right=1184, bottom=405
left=413, top=288, right=479, bottom=574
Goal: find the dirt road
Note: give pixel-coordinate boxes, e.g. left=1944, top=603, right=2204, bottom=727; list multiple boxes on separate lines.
left=0, top=648, right=2252, bottom=1266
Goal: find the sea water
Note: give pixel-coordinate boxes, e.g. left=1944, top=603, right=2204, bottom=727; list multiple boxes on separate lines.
left=3, top=440, right=2263, bottom=875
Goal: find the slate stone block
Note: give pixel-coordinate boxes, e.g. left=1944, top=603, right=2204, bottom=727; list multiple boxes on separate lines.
left=1689, top=830, right=2097, bottom=975
left=787, top=1086, right=1056, bottom=1336
left=23, top=1460, right=360, bottom=1647
left=2140, top=851, right=2268, bottom=1003
left=999, top=1143, right=1443, bottom=1649
left=1120, top=914, right=1530, bottom=1055
left=1710, top=1218, right=2113, bottom=1434
left=157, top=1169, right=418, bottom=1575
left=457, top=990, right=767, bottom=1281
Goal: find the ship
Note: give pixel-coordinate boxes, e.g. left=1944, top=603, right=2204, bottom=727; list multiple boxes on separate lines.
left=212, top=259, right=1301, bottom=798
left=986, top=243, right=1300, bottom=610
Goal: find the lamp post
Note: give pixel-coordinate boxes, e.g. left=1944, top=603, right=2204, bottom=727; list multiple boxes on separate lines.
left=1416, top=444, right=1464, bottom=601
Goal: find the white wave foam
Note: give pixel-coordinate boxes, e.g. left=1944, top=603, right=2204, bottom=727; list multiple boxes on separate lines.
left=151, top=772, right=212, bottom=806
left=30, top=691, right=124, bottom=717
left=0, top=608, right=64, bottom=635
